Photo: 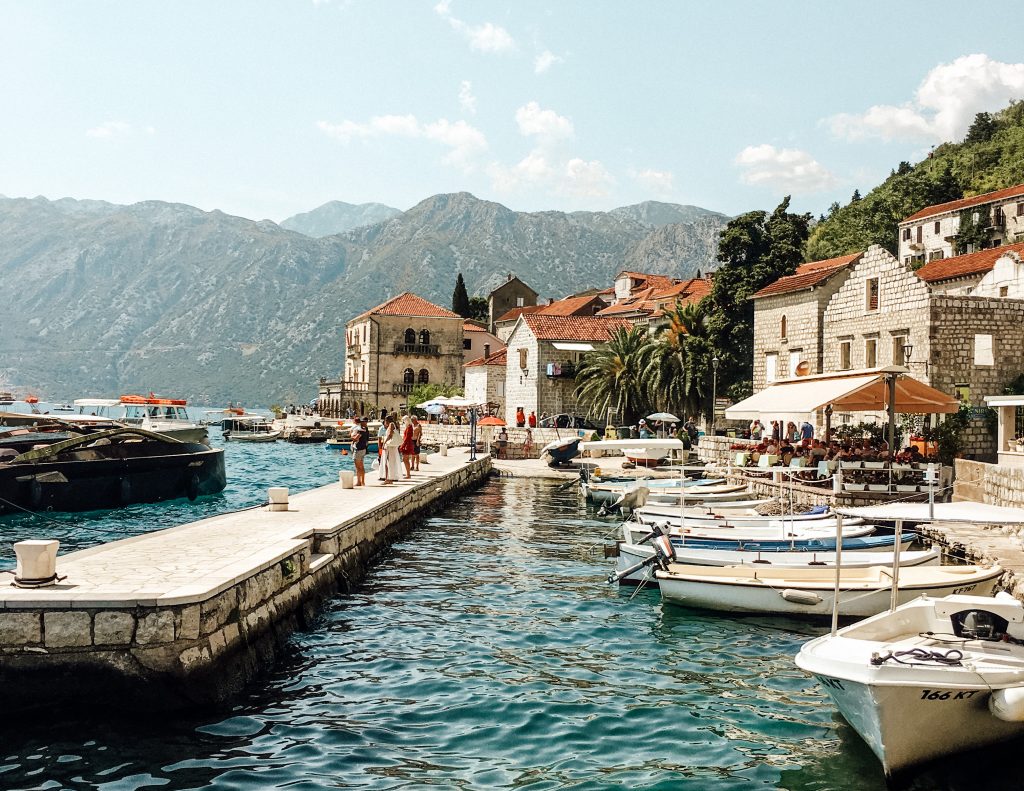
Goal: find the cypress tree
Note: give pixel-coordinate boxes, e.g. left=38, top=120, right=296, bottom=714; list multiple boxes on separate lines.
left=452, top=273, right=471, bottom=317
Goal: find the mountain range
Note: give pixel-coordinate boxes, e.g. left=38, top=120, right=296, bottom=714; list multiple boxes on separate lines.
left=0, top=193, right=728, bottom=404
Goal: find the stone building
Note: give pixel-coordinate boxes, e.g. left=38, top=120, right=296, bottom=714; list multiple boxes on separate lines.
left=493, top=293, right=607, bottom=342
left=462, top=320, right=504, bottom=367
left=897, top=182, right=1024, bottom=265
left=502, top=314, right=629, bottom=424
left=464, top=348, right=507, bottom=414
left=598, top=276, right=712, bottom=328
left=751, top=253, right=862, bottom=392
left=488, top=274, right=538, bottom=333
left=318, top=293, right=464, bottom=417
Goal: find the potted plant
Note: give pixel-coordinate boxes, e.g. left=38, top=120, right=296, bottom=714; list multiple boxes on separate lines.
left=894, top=473, right=918, bottom=493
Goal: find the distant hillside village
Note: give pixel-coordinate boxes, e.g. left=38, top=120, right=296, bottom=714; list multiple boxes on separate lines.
left=319, top=181, right=1024, bottom=460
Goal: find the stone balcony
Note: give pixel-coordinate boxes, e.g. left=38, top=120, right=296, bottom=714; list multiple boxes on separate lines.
left=393, top=343, right=441, bottom=356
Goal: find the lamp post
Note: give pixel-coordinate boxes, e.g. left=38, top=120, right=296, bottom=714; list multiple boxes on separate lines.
left=711, top=355, right=720, bottom=436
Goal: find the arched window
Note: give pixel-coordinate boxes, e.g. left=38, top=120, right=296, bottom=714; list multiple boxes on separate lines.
left=780, top=315, right=787, bottom=339
left=418, top=369, right=430, bottom=384
left=419, top=329, right=430, bottom=346
left=404, top=328, right=416, bottom=345
left=403, top=368, right=415, bottom=384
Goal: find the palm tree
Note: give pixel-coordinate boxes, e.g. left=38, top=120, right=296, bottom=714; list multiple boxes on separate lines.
left=643, top=300, right=709, bottom=419
left=574, top=325, right=652, bottom=425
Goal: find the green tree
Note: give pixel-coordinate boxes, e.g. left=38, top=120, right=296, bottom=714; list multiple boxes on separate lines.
left=574, top=325, right=652, bottom=425
left=452, top=273, right=471, bottom=317
left=468, top=296, right=489, bottom=323
left=703, top=197, right=810, bottom=413
left=965, top=111, right=997, bottom=144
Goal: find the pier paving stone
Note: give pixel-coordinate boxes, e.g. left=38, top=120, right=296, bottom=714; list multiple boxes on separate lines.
left=0, top=453, right=480, bottom=614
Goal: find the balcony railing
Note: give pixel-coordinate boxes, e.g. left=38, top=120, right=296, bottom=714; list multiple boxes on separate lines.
left=545, top=362, right=577, bottom=379
left=346, top=344, right=362, bottom=357
left=394, top=343, right=440, bottom=356
left=392, top=383, right=415, bottom=394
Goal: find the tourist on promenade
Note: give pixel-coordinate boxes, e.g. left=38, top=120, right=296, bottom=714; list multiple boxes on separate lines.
left=523, top=427, right=533, bottom=456
left=399, top=415, right=415, bottom=479
left=749, top=419, right=763, bottom=440
left=800, top=420, right=814, bottom=440
left=496, top=426, right=509, bottom=458
left=352, top=417, right=369, bottom=486
left=379, top=416, right=396, bottom=484
left=515, top=407, right=526, bottom=427
left=376, top=418, right=388, bottom=468
left=638, top=419, right=653, bottom=439
left=528, top=410, right=537, bottom=428
left=683, top=416, right=698, bottom=445
left=411, top=415, right=422, bottom=471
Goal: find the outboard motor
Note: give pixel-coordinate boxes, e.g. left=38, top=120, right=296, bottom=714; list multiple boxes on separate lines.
left=607, top=523, right=673, bottom=584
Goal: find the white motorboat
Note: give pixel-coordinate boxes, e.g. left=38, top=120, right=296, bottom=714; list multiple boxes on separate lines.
left=656, top=563, right=1002, bottom=617
left=634, top=507, right=861, bottom=532
left=623, top=517, right=874, bottom=544
left=117, top=395, right=208, bottom=444
left=615, top=542, right=939, bottom=583
left=797, top=593, right=1024, bottom=777
left=221, top=416, right=281, bottom=442
left=793, top=501, right=1024, bottom=778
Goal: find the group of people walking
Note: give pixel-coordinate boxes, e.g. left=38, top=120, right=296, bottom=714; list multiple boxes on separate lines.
left=349, top=414, right=423, bottom=487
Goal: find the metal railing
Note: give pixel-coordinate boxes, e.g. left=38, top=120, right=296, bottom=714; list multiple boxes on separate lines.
left=393, top=343, right=441, bottom=355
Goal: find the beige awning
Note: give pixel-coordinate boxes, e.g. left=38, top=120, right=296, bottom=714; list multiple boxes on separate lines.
left=725, top=367, right=959, bottom=423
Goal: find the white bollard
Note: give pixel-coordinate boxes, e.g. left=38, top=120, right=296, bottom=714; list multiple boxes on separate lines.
left=439, top=443, right=448, bottom=456
left=339, top=470, right=354, bottom=489
left=268, top=486, right=289, bottom=512
left=13, top=540, right=60, bottom=587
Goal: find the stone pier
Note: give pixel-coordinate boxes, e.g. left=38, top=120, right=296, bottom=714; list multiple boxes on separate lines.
left=0, top=452, right=491, bottom=711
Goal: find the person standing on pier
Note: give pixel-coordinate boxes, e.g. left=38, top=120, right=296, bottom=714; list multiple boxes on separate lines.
left=379, top=417, right=396, bottom=484
left=399, top=415, right=415, bottom=479
left=352, top=417, right=368, bottom=486
left=411, top=415, right=422, bottom=471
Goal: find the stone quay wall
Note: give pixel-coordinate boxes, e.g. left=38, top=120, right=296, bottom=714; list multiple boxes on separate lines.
left=696, top=435, right=756, bottom=465
left=0, top=457, right=492, bottom=711
left=953, top=458, right=1024, bottom=506
left=419, top=424, right=594, bottom=458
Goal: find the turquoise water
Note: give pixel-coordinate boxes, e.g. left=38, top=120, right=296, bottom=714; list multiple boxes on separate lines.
left=0, top=459, right=1020, bottom=788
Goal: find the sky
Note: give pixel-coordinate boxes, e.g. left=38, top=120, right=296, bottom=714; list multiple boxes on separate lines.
left=1, top=1, right=1023, bottom=223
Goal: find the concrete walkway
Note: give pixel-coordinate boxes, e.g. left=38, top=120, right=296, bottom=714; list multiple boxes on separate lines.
left=0, top=451, right=480, bottom=610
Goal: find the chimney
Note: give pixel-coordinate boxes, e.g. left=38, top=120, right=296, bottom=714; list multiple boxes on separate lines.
left=507, top=272, right=513, bottom=281
left=484, top=343, right=491, bottom=359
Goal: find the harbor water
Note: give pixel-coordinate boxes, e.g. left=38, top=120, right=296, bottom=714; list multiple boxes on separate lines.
left=0, top=445, right=1020, bottom=788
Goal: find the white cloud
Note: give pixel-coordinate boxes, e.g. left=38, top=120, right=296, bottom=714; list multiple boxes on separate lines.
left=434, top=1, right=515, bottom=53
left=734, top=144, right=837, bottom=192
left=534, top=50, right=563, bottom=75
left=458, top=80, right=476, bottom=115
left=826, top=54, right=1024, bottom=143
left=564, top=158, right=614, bottom=197
left=631, top=168, right=675, bottom=195
left=515, top=101, right=573, bottom=144
left=86, top=120, right=135, bottom=139
left=317, top=114, right=487, bottom=172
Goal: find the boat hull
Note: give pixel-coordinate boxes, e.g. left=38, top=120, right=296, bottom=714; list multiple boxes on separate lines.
left=0, top=444, right=226, bottom=514
left=224, top=430, right=282, bottom=442
left=657, top=568, right=1000, bottom=617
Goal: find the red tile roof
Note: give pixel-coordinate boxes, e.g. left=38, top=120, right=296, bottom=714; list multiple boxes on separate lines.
left=357, top=292, right=461, bottom=319
left=615, top=270, right=679, bottom=294
left=902, top=183, right=1024, bottom=223
left=752, top=253, right=862, bottom=299
left=597, top=278, right=711, bottom=316
left=465, top=348, right=508, bottom=367
left=463, top=320, right=488, bottom=332
left=914, top=241, right=1024, bottom=283
left=536, top=294, right=607, bottom=316
left=495, top=305, right=543, bottom=323
left=521, top=314, right=632, bottom=342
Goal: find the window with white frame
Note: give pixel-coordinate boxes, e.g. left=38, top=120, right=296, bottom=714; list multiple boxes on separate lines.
left=789, top=350, right=802, bottom=377
left=765, top=353, right=778, bottom=383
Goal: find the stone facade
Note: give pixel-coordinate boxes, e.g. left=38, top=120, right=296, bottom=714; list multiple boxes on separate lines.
left=462, top=323, right=504, bottom=366
left=464, top=358, right=506, bottom=413
left=753, top=275, right=850, bottom=392
left=488, top=275, right=538, bottom=333
left=898, top=187, right=1024, bottom=264
left=503, top=324, right=590, bottom=424
left=319, top=294, right=465, bottom=417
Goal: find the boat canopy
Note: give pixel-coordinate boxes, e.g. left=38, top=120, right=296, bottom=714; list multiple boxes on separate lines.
left=73, top=398, right=120, bottom=408
left=836, top=501, right=1024, bottom=525
left=580, top=438, right=686, bottom=451
left=724, top=367, right=959, bottom=424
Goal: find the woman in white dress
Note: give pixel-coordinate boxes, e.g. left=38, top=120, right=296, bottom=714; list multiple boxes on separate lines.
left=379, top=416, right=397, bottom=483
left=385, top=415, right=402, bottom=483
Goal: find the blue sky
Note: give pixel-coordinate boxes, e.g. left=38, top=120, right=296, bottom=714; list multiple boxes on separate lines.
left=1, top=1, right=1022, bottom=222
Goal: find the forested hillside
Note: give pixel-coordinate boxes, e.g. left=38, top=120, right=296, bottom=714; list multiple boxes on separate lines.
left=807, top=100, right=1024, bottom=260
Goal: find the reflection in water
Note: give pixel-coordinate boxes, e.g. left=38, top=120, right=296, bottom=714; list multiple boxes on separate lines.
left=2, top=477, right=1019, bottom=789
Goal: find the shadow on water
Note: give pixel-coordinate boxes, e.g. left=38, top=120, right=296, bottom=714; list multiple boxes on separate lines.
left=2, top=476, right=1024, bottom=789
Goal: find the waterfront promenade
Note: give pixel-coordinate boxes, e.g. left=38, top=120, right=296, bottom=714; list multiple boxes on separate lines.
left=0, top=451, right=491, bottom=710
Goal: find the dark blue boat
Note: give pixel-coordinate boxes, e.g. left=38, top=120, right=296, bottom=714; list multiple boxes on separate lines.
left=541, top=437, right=581, bottom=467
left=670, top=533, right=916, bottom=552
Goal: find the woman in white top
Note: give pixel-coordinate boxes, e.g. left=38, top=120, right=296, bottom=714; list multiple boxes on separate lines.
left=384, top=415, right=403, bottom=484
left=380, top=417, right=397, bottom=483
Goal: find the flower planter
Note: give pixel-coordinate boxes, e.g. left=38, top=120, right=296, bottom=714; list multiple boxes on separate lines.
left=840, top=461, right=862, bottom=469
left=895, top=485, right=918, bottom=492
left=844, top=483, right=867, bottom=491
left=868, top=484, right=889, bottom=492
left=891, top=464, right=911, bottom=473
left=863, top=461, right=885, bottom=470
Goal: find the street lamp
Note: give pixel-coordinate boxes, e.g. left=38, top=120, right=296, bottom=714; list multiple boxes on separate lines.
left=711, top=355, right=720, bottom=435
left=902, top=343, right=914, bottom=367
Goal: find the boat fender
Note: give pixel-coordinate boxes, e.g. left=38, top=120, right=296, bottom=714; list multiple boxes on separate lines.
left=990, top=687, right=1024, bottom=722
left=781, top=589, right=822, bottom=606
left=186, top=473, right=200, bottom=501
